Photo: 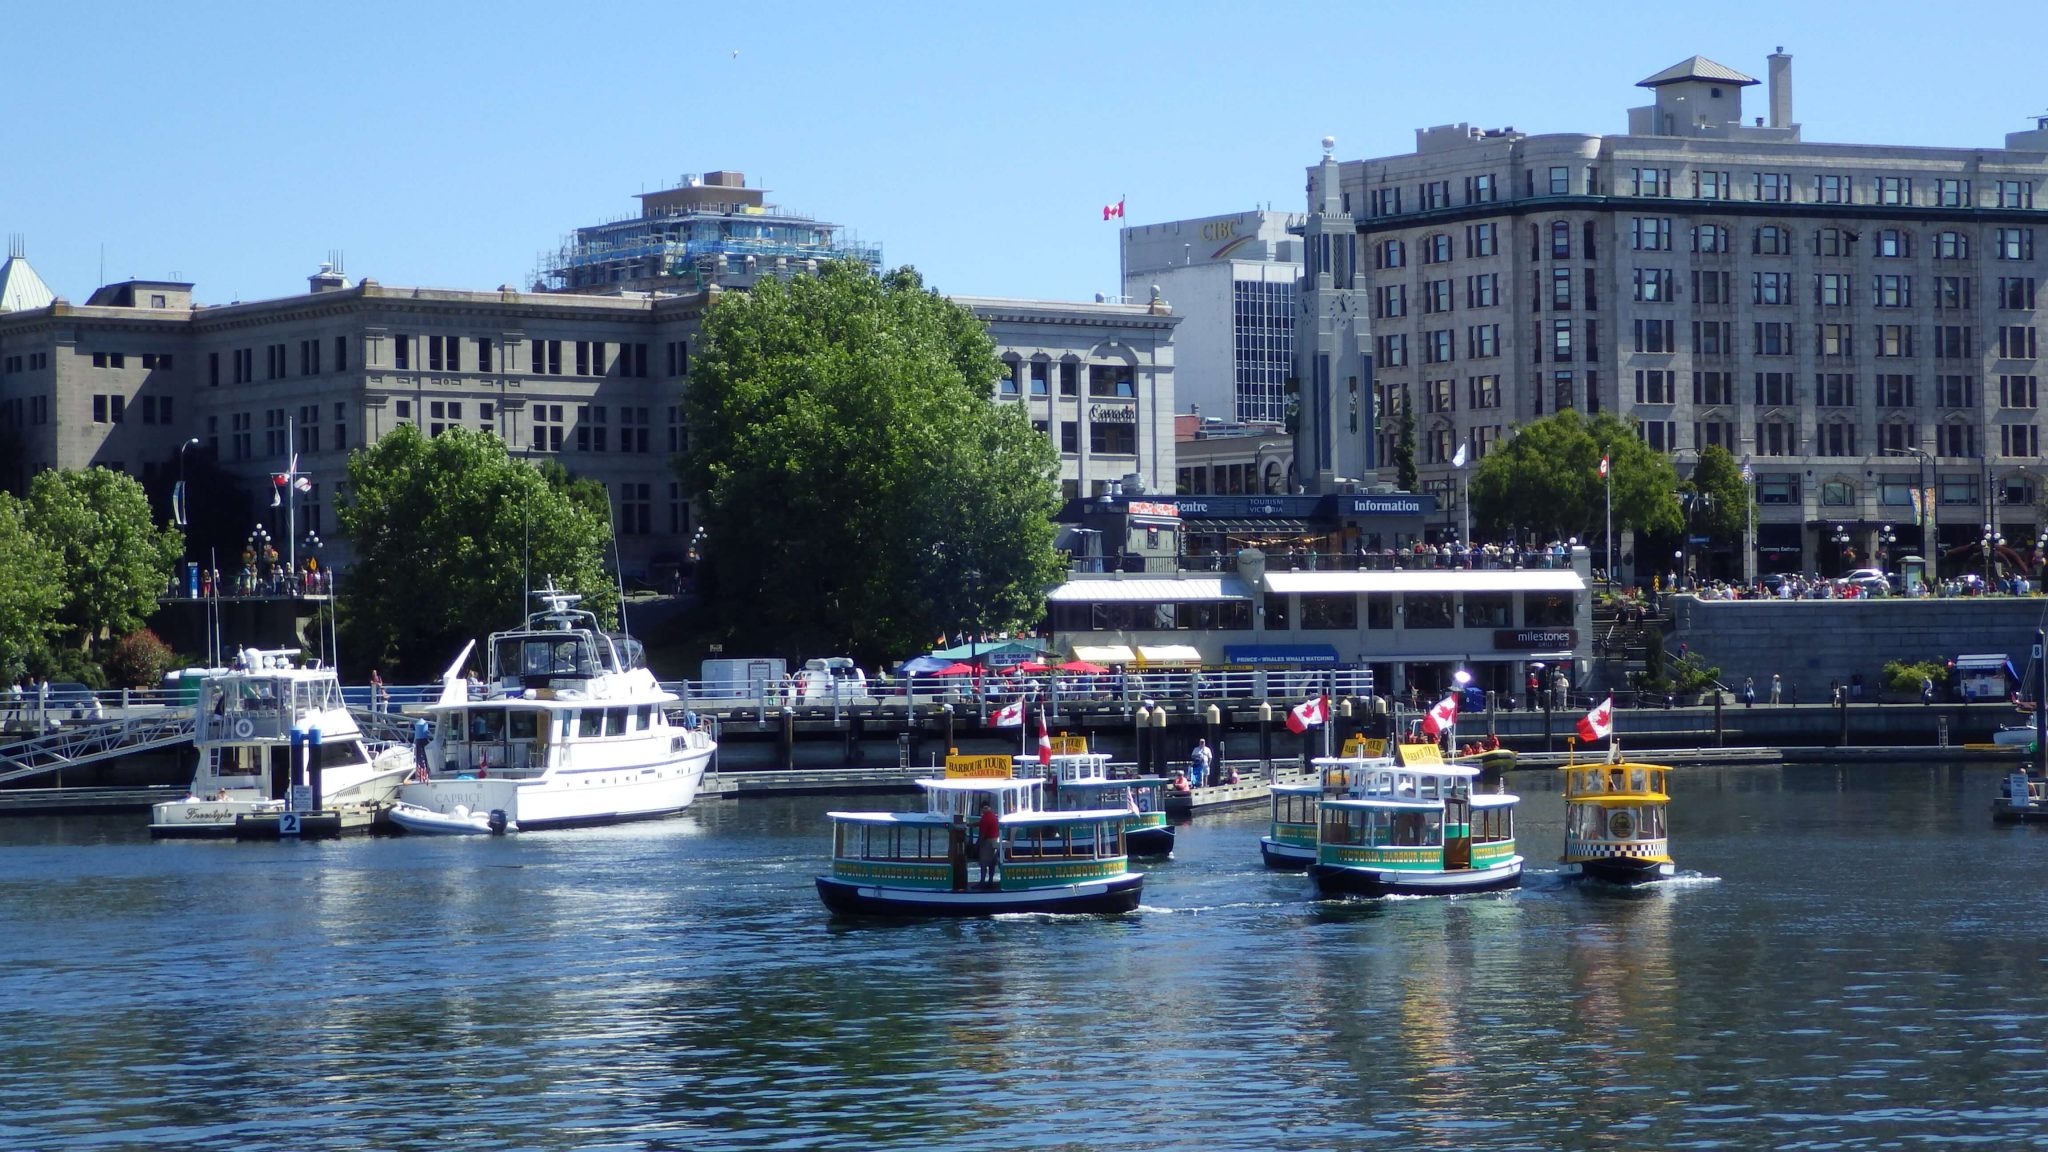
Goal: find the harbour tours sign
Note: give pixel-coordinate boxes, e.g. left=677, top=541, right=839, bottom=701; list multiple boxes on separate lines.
left=1494, top=628, right=1578, bottom=651
left=945, top=753, right=1013, bottom=779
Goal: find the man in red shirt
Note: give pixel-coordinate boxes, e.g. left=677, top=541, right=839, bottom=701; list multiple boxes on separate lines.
left=976, top=801, right=1001, bottom=886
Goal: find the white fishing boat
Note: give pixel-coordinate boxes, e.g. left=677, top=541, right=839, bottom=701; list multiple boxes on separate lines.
left=388, top=589, right=715, bottom=832
left=149, top=648, right=415, bottom=839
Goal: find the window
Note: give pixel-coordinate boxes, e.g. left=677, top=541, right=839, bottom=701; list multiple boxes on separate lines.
left=1692, top=269, right=1729, bottom=304
left=1377, top=333, right=1408, bottom=367
left=1752, top=271, right=1792, bottom=305
left=1936, top=374, right=1976, bottom=409
left=475, top=338, right=494, bottom=373
left=1551, top=319, right=1573, bottom=363
left=1937, top=422, right=1977, bottom=458
left=1694, top=370, right=1735, bottom=405
left=1551, top=268, right=1572, bottom=310
left=1753, top=322, right=1794, bottom=356
left=1091, top=420, right=1137, bottom=455
left=1377, top=239, right=1406, bottom=269
left=1815, top=422, right=1857, bottom=457
left=1936, top=178, right=1970, bottom=207
left=1634, top=369, right=1675, bottom=404
left=1633, top=318, right=1675, bottom=353
left=2003, top=424, right=2040, bottom=456
left=1634, top=267, right=1674, bottom=303
left=1755, top=419, right=1798, bottom=456
left=2000, top=375, right=2039, bottom=409
left=1060, top=421, right=1078, bottom=454
left=1639, top=419, right=1677, bottom=451
left=1694, top=170, right=1729, bottom=199
left=1876, top=374, right=1916, bottom=408
left=1468, top=374, right=1501, bottom=409
left=531, top=403, right=563, bottom=452
left=1695, top=420, right=1736, bottom=450
left=1753, top=226, right=1791, bottom=255
left=531, top=339, right=562, bottom=375
left=1550, top=220, right=1571, bottom=259
left=1816, top=273, right=1853, bottom=307
left=1933, top=231, right=1969, bottom=260
left=1999, top=326, right=2038, bottom=360
left=1816, top=372, right=1855, bottom=407
left=1466, top=324, right=1499, bottom=358
left=1935, top=276, right=1972, bottom=312
left=1693, top=223, right=1729, bottom=254
left=1753, top=172, right=1791, bottom=201
left=1060, top=362, right=1079, bottom=396
left=1995, top=229, right=2035, bottom=261
left=665, top=340, right=689, bottom=376
left=334, top=401, right=349, bottom=451
left=1941, top=473, right=1980, bottom=505
left=1815, top=227, right=1852, bottom=258
left=1088, top=364, right=1135, bottom=397
left=1548, top=166, right=1570, bottom=195
left=1423, top=279, right=1453, bottom=314
left=1877, top=422, right=1917, bottom=453
left=1997, top=179, right=2035, bottom=209
left=1422, top=234, right=1453, bottom=263
left=1874, top=325, right=1914, bottom=358
left=1584, top=219, right=1599, bottom=260
left=1552, top=371, right=1575, bottom=412
left=1875, top=229, right=1912, bottom=259
left=1465, top=222, right=1498, bottom=257
left=618, top=406, right=651, bottom=452
left=1420, top=180, right=1451, bottom=210
left=1754, top=371, right=1794, bottom=406
left=393, top=335, right=411, bottom=371
left=1934, top=325, right=1973, bottom=360
left=1814, top=173, right=1851, bottom=204
left=1465, top=273, right=1498, bottom=308
left=1424, top=329, right=1456, bottom=364
left=1425, top=380, right=1457, bottom=416
left=1874, top=274, right=1912, bottom=309
left=1816, top=324, right=1854, bottom=358
left=1874, top=176, right=1912, bottom=206
left=1999, top=278, right=2038, bottom=311
left=1376, top=284, right=1407, bottom=318
left=1630, top=217, right=1672, bottom=250
left=1631, top=168, right=1670, bottom=197
left=618, top=483, right=652, bottom=536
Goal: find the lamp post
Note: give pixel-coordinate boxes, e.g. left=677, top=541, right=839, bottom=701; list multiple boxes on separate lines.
left=1876, top=524, right=1897, bottom=574
left=1983, top=524, right=2004, bottom=590
left=1830, top=524, right=1851, bottom=576
left=1740, top=460, right=1755, bottom=586
left=2036, top=528, right=2048, bottom=592
left=175, top=437, right=200, bottom=528
left=302, top=531, right=323, bottom=595
left=1884, top=446, right=1933, bottom=571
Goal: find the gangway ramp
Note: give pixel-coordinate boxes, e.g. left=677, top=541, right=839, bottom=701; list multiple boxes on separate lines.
left=0, top=712, right=196, bottom=785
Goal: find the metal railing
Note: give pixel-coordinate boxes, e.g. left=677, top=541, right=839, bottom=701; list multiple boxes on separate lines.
left=0, top=712, right=197, bottom=785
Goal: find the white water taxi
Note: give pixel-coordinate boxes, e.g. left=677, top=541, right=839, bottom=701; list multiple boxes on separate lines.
left=389, top=589, right=714, bottom=832
left=1306, top=742, right=1522, bottom=898
left=1262, top=738, right=1397, bottom=869
left=1016, top=741, right=1174, bottom=856
left=150, top=649, right=415, bottom=839
left=815, top=755, right=1143, bottom=917
left=1559, top=757, right=1675, bottom=884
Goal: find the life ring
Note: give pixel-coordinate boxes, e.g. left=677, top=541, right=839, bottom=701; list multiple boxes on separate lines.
left=1607, top=809, right=1635, bottom=840
left=233, top=717, right=255, bottom=739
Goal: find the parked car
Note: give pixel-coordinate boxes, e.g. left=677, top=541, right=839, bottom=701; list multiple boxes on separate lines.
left=1839, top=568, right=1890, bottom=596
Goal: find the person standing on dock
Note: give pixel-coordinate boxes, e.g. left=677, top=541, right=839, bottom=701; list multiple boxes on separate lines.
left=1191, top=739, right=1213, bottom=789
left=1742, top=677, right=1756, bottom=707
left=1921, top=675, right=1935, bottom=705
left=1770, top=674, right=1782, bottom=705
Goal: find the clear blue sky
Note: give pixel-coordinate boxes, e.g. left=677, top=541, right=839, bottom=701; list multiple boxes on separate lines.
left=4, top=1, right=2039, bottom=307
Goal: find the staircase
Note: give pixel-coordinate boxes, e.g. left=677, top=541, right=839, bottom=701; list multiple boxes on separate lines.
left=0, top=712, right=196, bottom=785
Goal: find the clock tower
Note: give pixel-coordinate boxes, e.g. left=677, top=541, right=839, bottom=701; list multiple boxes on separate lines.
left=1295, top=137, right=1374, bottom=493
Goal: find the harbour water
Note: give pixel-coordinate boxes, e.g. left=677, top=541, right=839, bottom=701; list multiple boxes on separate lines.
left=4, top=762, right=2048, bottom=1150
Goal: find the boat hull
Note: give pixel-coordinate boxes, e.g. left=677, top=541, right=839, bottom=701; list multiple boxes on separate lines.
left=386, top=801, right=515, bottom=835
left=396, top=742, right=710, bottom=830
left=1259, top=837, right=1315, bottom=870
left=815, top=873, right=1143, bottom=918
left=1309, top=858, right=1522, bottom=898
left=1560, top=857, right=1675, bottom=884
left=1125, top=825, right=1176, bottom=857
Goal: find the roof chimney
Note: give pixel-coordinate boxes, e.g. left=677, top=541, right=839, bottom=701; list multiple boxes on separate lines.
left=1767, top=48, right=1793, bottom=129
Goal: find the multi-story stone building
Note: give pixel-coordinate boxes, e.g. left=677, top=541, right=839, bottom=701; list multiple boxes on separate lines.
left=0, top=174, right=1179, bottom=584
left=1313, top=51, right=2048, bottom=578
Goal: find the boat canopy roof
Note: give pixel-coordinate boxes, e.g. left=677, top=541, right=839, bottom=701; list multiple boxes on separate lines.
left=1323, top=792, right=1517, bottom=812
left=916, top=777, right=1043, bottom=794
left=827, top=807, right=1134, bottom=827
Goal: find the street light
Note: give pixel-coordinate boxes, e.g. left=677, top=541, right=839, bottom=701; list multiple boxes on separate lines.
left=1831, top=524, right=1851, bottom=573
left=1884, top=446, right=1934, bottom=566
left=1876, top=524, right=1897, bottom=572
left=302, top=531, right=324, bottom=595
left=175, top=437, right=201, bottom=528
left=1741, top=459, right=1755, bottom=587
left=1983, top=524, right=2005, bottom=589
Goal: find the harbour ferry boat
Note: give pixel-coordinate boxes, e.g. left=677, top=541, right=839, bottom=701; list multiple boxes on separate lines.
left=1306, top=741, right=1522, bottom=898
left=1993, top=771, right=2048, bottom=822
left=816, top=752, right=1144, bottom=917
left=1016, top=739, right=1174, bottom=856
left=388, top=589, right=715, bottom=832
left=1261, top=736, right=1394, bottom=869
left=1558, top=753, right=1675, bottom=883
left=150, top=648, right=415, bottom=839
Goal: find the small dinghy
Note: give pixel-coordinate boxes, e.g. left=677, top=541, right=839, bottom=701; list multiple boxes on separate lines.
left=386, top=800, right=514, bottom=835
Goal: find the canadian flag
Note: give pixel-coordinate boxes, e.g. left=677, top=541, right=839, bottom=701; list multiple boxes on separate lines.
left=992, top=700, right=1026, bottom=728
left=1038, top=717, right=1053, bottom=767
left=1599, top=454, right=1610, bottom=479
left=1285, top=695, right=1328, bottom=734
left=1103, top=197, right=1125, bottom=221
left=1576, top=696, right=1614, bottom=743
left=1421, top=693, right=1460, bottom=738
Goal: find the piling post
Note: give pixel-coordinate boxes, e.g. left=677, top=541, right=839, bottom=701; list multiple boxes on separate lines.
left=778, top=708, right=795, bottom=770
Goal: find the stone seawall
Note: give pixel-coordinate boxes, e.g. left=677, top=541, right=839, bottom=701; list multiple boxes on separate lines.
left=1671, top=596, right=2048, bottom=698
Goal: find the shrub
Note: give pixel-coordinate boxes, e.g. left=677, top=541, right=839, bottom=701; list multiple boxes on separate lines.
left=103, top=629, right=176, bottom=689
left=1881, top=659, right=1948, bottom=694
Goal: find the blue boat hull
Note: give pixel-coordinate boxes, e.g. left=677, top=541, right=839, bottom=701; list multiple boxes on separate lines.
left=815, top=873, right=1143, bottom=918
left=1309, top=859, right=1522, bottom=898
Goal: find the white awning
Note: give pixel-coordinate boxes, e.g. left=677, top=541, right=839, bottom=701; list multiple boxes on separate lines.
left=1072, top=644, right=1138, bottom=665
left=1137, top=644, right=1203, bottom=665
left=1047, top=577, right=1253, bottom=602
left=1262, top=570, right=1586, bottom=595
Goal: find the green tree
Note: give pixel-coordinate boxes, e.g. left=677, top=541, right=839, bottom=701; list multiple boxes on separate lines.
left=1468, top=411, right=1682, bottom=545
left=24, top=468, right=183, bottom=653
left=1393, top=405, right=1418, bottom=492
left=1685, top=445, right=1750, bottom=549
left=337, top=425, right=617, bottom=680
left=0, top=492, right=65, bottom=680
left=103, top=628, right=177, bottom=688
left=680, top=261, right=1064, bottom=664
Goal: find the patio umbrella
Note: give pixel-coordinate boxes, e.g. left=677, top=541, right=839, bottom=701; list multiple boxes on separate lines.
left=1014, top=661, right=1052, bottom=674
left=1057, top=660, right=1110, bottom=674
left=936, top=662, right=979, bottom=676
left=897, top=655, right=957, bottom=675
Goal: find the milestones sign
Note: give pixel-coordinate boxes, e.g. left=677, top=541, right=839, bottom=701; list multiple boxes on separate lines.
left=1494, top=629, right=1578, bottom=651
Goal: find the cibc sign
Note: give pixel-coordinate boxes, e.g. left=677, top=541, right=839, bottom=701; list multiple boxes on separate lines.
left=1494, top=629, right=1577, bottom=651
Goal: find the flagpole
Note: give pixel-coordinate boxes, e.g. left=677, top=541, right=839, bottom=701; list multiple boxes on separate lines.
left=1604, top=458, right=1613, bottom=586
